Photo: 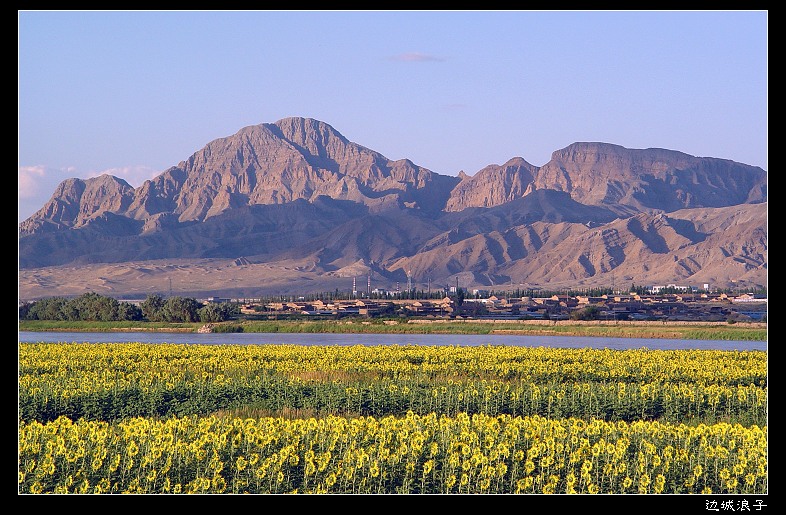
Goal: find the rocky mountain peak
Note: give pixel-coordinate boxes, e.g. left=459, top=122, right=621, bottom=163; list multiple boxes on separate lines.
left=533, top=142, right=767, bottom=211
left=444, top=157, right=539, bottom=212
left=20, top=174, right=135, bottom=234
left=19, top=118, right=766, bottom=295
left=272, top=117, right=350, bottom=149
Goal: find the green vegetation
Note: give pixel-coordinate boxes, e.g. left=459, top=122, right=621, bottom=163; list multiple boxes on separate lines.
left=19, top=292, right=143, bottom=322
left=19, top=318, right=767, bottom=341
left=19, top=293, right=238, bottom=324
left=19, top=343, right=767, bottom=426
left=570, top=305, right=603, bottom=320
left=18, top=320, right=203, bottom=332
left=18, top=292, right=766, bottom=341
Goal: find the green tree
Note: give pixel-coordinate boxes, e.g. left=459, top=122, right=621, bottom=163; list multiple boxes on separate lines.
left=117, top=302, right=144, bottom=321
left=22, top=293, right=145, bottom=321
left=463, top=301, right=487, bottom=317
left=69, top=292, right=120, bottom=321
left=570, top=305, right=603, bottom=321
left=376, top=302, right=396, bottom=317
left=24, top=297, right=69, bottom=320
left=18, top=301, right=33, bottom=320
left=141, top=294, right=166, bottom=322
left=161, top=296, right=202, bottom=323
left=198, top=302, right=238, bottom=323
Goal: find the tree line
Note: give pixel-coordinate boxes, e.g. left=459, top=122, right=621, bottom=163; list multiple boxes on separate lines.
left=18, top=293, right=238, bottom=323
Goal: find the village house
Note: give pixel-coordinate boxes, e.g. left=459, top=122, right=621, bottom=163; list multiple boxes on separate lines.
left=404, top=301, right=424, bottom=313
left=732, top=293, right=768, bottom=303
left=576, top=296, right=607, bottom=305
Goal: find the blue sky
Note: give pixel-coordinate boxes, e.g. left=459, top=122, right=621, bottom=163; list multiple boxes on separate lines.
left=18, top=10, right=768, bottom=222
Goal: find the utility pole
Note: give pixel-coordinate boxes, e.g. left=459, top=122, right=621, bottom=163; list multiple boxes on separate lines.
left=611, top=268, right=616, bottom=295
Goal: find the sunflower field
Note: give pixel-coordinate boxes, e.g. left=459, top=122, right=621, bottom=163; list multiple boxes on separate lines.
left=18, top=342, right=767, bottom=494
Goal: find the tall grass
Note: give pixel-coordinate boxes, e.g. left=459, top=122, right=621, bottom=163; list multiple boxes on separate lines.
left=18, top=320, right=201, bottom=332
left=18, top=319, right=767, bottom=341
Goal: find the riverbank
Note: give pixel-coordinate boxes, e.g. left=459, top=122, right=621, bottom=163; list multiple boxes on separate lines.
left=18, top=318, right=767, bottom=341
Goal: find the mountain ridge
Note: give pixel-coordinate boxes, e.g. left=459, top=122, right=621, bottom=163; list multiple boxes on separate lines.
left=19, top=117, right=767, bottom=298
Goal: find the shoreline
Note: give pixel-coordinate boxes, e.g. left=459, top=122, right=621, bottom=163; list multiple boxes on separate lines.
left=18, top=319, right=767, bottom=341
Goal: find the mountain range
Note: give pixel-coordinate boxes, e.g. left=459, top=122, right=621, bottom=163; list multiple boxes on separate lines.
left=18, top=117, right=767, bottom=299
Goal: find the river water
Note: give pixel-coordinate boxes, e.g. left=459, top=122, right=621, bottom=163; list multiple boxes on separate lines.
left=18, top=331, right=766, bottom=351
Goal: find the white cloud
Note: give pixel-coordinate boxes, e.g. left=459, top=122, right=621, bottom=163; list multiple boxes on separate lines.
left=19, top=165, right=75, bottom=221
left=18, top=165, right=46, bottom=199
left=87, top=165, right=160, bottom=187
left=390, top=52, right=445, bottom=62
